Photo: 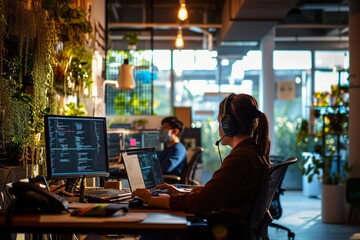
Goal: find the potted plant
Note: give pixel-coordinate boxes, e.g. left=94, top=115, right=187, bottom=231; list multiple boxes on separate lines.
left=296, top=117, right=351, bottom=223
left=132, top=118, right=149, bottom=130
left=123, top=32, right=140, bottom=50
left=303, top=151, right=351, bottom=223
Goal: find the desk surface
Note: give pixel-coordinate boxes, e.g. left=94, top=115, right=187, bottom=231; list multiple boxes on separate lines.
left=0, top=206, right=190, bottom=236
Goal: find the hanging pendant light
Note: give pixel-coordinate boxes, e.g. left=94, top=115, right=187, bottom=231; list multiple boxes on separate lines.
left=118, top=59, right=135, bottom=90
left=175, top=28, right=184, bottom=49
left=177, top=0, right=188, bottom=21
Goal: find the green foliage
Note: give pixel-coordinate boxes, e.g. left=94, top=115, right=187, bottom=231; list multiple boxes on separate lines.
left=114, top=92, right=150, bottom=115
left=42, top=0, right=93, bottom=45
left=198, top=118, right=231, bottom=173
left=123, top=32, right=140, bottom=46
left=64, top=102, right=88, bottom=116
left=295, top=118, right=351, bottom=185
left=132, top=119, right=149, bottom=129
left=301, top=151, right=351, bottom=185
left=108, top=117, right=129, bottom=127
left=0, top=0, right=93, bottom=172
left=44, top=0, right=94, bottom=98
left=271, top=116, right=307, bottom=175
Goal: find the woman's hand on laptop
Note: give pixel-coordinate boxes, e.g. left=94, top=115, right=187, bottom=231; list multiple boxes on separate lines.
left=132, top=188, right=152, bottom=204
left=132, top=188, right=171, bottom=209
left=155, top=183, right=184, bottom=196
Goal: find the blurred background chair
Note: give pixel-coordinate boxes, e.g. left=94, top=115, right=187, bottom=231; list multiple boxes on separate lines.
left=163, top=147, right=203, bottom=185
left=346, top=178, right=360, bottom=222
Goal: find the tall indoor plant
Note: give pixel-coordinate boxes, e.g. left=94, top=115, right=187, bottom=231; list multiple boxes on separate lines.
left=296, top=88, right=351, bottom=223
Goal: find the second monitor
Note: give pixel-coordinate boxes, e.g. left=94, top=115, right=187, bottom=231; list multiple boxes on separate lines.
left=124, top=130, right=163, bottom=151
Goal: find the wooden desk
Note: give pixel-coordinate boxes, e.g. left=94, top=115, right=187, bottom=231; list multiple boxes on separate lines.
left=0, top=207, right=189, bottom=237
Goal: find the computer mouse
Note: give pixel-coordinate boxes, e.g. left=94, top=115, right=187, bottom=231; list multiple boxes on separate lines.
left=128, top=198, right=144, bottom=208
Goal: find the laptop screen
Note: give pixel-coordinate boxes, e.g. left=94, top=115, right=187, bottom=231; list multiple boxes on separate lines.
left=122, top=147, right=164, bottom=191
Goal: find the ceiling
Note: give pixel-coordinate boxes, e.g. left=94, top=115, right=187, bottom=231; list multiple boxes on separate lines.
left=107, top=0, right=349, bottom=57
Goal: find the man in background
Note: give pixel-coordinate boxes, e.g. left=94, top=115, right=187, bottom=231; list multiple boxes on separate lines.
left=157, top=116, right=187, bottom=176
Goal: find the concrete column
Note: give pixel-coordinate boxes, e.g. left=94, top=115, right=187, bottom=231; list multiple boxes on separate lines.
left=260, top=28, right=275, bottom=154
left=349, top=0, right=360, bottom=177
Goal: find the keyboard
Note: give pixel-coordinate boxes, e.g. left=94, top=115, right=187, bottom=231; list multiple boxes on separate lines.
left=84, top=188, right=132, bottom=202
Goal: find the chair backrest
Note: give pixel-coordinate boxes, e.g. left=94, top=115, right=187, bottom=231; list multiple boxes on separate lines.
left=249, top=157, right=297, bottom=239
left=346, top=178, right=360, bottom=204
left=180, top=147, right=203, bottom=185
left=269, top=156, right=287, bottom=220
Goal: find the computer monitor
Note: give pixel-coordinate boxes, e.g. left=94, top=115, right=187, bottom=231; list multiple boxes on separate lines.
left=142, top=131, right=163, bottom=151
left=123, top=130, right=163, bottom=151
left=44, top=115, right=109, bottom=180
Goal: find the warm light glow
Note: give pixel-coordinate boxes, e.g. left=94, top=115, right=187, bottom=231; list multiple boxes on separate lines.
left=177, top=3, right=188, bottom=21
left=175, top=28, right=184, bottom=49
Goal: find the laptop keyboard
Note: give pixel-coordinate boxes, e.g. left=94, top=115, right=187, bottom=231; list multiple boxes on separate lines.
left=85, top=188, right=131, bottom=201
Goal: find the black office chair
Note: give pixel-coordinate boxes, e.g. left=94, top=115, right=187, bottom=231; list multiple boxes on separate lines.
left=163, top=147, right=203, bottom=185
left=246, top=157, right=297, bottom=240
left=346, top=178, right=360, bottom=222
left=188, top=157, right=297, bottom=240
left=269, top=158, right=296, bottom=240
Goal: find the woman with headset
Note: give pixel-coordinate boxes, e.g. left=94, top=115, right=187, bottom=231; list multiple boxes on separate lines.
left=132, top=93, right=271, bottom=238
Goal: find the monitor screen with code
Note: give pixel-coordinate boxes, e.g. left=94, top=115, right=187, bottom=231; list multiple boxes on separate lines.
left=44, top=115, right=109, bottom=179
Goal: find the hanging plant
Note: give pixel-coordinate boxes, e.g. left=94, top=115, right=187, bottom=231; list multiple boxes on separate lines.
left=0, top=0, right=93, bottom=176
left=43, top=0, right=94, bottom=99
left=123, top=32, right=139, bottom=50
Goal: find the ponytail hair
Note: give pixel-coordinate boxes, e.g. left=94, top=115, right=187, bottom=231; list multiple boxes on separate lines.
left=253, top=111, right=271, bottom=159
left=222, top=93, right=271, bottom=158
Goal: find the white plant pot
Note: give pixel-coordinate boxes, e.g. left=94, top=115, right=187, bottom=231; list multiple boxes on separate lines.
left=321, top=184, right=348, bottom=223
left=302, top=175, right=322, bottom=198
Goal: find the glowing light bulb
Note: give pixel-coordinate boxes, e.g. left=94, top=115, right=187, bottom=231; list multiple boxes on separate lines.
left=175, top=29, right=184, bottom=49
left=178, top=3, right=188, bottom=21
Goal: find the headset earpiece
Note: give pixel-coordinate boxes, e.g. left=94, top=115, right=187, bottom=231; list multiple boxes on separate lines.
left=221, top=93, right=238, bottom=137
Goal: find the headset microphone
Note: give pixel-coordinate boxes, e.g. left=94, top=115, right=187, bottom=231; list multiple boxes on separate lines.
left=215, top=135, right=225, bottom=146
left=215, top=135, right=225, bottom=164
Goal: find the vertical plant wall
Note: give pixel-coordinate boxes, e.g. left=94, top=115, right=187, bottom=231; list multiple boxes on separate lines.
left=0, top=0, right=56, bottom=171
left=0, top=0, right=93, bottom=175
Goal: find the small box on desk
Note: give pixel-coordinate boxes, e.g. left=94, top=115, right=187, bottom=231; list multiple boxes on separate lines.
left=104, top=180, right=122, bottom=190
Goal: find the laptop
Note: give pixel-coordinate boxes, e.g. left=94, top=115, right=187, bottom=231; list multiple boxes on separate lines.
left=121, top=147, right=193, bottom=193
left=122, top=147, right=164, bottom=192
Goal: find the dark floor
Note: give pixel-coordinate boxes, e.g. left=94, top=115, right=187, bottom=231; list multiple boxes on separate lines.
left=268, top=191, right=360, bottom=240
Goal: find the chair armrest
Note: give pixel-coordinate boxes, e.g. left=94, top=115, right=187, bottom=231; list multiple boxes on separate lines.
left=163, top=174, right=181, bottom=183
left=189, top=179, right=201, bottom=186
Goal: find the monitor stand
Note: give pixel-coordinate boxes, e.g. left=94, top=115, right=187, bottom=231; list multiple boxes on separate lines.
left=79, top=175, right=85, bottom=203
left=65, top=178, right=80, bottom=193
left=64, top=176, right=86, bottom=202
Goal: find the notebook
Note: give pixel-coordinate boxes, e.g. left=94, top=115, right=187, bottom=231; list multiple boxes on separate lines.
left=121, top=147, right=193, bottom=193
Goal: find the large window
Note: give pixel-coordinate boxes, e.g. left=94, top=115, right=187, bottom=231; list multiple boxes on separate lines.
left=153, top=50, right=172, bottom=116
left=314, top=51, right=349, bottom=93
left=105, top=49, right=349, bottom=185
left=272, top=51, right=312, bottom=163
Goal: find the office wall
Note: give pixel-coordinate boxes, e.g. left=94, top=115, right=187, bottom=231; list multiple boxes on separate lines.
left=106, top=115, right=165, bottom=129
